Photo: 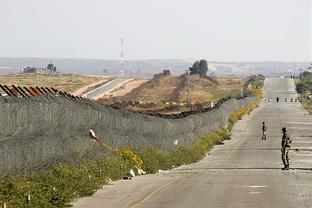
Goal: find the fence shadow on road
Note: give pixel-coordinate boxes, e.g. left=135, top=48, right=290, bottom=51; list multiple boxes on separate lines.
left=215, top=148, right=312, bottom=151
left=195, top=167, right=312, bottom=171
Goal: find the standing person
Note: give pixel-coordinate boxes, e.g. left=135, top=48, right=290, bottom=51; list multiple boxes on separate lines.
left=276, top=97, right=279, bottom=103
left=261, top=121, right=267, bottom=140
left=281, top=127, right=292, bottom=170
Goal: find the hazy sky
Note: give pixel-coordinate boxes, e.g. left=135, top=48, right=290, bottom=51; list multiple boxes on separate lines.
left=0, top=0, right=311, bottom=61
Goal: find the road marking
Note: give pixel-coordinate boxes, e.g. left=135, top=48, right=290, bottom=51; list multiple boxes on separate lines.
left=294, top=141, right=312, bottom=143
left=292, top=154, right=312, bottom=156
left=287, top=126, right=311, bottom=129
left=284, top=122, right=312, bottom=125
left=130, top=176, right=186, bottom=208
left=246, top=185, right=268, bottom=188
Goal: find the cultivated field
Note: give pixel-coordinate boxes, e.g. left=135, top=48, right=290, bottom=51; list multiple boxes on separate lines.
left=0, top=73, right=111, bottom=94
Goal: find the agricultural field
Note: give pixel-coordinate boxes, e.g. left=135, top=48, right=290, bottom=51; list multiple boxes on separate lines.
left=0, top=73, right=111, bottom=94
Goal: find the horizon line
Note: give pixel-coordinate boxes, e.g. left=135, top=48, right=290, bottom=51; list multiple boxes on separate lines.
left=0, top=56, right=310, bottom=63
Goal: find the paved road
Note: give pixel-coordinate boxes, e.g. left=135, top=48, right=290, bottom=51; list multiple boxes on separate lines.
left=83, top=78, right=132, bottom=100
left=73, top=78, right=312, bottom=208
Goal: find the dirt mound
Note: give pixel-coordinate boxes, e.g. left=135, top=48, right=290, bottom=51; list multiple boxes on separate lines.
left=117, top=73, right=181, bottom=102
left=117, top=72, right=221, bottom=102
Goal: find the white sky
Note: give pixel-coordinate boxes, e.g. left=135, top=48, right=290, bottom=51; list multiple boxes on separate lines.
left=0, top=0, right=311, bottom=61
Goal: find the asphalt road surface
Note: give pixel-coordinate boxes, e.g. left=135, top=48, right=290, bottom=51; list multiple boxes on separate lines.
left=83, top=78, right=132, bottom=100
left=73, top=78, right=312, bottom=208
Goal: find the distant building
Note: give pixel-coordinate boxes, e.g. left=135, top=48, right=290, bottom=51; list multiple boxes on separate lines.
left=23, top=62, right=57, bottom=74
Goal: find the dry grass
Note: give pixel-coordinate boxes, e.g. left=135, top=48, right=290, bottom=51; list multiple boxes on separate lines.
left=0, top=73, right=110, bottom=93
left=138, top=75, right=179, bottom=101
left=120, top=75, right=181, bottom=102
left=121, top=74, right=249, bottom=102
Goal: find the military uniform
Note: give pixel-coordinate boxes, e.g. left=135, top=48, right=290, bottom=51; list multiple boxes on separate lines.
left=261, top=122, right=267, bottom=140
left=281, top=130, right=292, bottom=170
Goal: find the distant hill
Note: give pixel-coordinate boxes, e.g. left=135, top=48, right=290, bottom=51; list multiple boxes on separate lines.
left=0, top=57, right=309, bottom=77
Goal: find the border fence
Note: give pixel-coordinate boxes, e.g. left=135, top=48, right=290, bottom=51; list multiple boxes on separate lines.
left=0, top=85, right=255, bottom=177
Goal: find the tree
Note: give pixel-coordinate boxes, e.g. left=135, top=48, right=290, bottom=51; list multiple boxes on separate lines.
left=296, top=82, right=308, bottom=94
left=189, top=59, right=208, bottom=77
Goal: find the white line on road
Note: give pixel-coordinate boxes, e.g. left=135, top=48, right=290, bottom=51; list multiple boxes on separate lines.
left=287, top=127, right=312, bottom=130
left=245, top=185, right=268, bottom=188
left=293, top=141, right=312, bottom=143
left=284, top=122, right=312, bottom=125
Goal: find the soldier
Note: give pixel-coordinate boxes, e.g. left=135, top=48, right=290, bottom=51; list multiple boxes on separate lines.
left=281, top=127, right=292, bottom=170
left=261, top=121, right=267, bottom=140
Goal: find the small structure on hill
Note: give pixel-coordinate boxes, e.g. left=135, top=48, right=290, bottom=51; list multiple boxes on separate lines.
left=23, top=62, right=57, bottom=74
left=163, top=69, right=171, bottom=76
left=153, top=70, right=171, bottom=79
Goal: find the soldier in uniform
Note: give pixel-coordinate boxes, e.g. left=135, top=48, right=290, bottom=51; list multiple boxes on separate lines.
left=261, top=121, right=267, bottom=140
left=281, top=127, right=292, bottom=170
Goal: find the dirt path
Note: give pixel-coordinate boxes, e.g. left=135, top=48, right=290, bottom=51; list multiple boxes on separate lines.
left=82, top=78, right=133, bottom=100
left=72, top=79, right=108, bottom=96
left=112, top=79, right=149, bottom=97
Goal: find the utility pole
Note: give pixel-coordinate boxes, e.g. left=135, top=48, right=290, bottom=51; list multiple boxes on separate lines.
left=120, top=37, right=125, bottom=76
left=185, top=69, right=190, bottom=106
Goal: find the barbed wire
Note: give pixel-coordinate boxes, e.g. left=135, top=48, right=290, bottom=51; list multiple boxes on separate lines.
left=0, top=84, right=255, bottom=177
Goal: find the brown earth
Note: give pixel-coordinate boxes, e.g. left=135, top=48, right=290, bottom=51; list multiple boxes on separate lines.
left=116, top=73, right=248, bottom=102
left=116, top=73, right=181, bottom=102
left=0, top=73, right=110, bottom=94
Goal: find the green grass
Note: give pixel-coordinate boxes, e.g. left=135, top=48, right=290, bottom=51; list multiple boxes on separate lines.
left=0, top=155, right=133, bottom=208
left=136, top=128, right=231, bottom=174
left=0, top=128, right=232, bottom=208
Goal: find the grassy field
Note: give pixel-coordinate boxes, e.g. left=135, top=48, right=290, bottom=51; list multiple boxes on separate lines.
left=0, top=73, right=110, bottom=94
left=180, top=76, right=248, bottom=102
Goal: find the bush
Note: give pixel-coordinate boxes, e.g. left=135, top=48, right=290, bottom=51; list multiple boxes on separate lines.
left=296, top=82, right=308, bottom=94
left=135, top=128, right=230, bottom=174
left=0, top=154, right=132, bottom=208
